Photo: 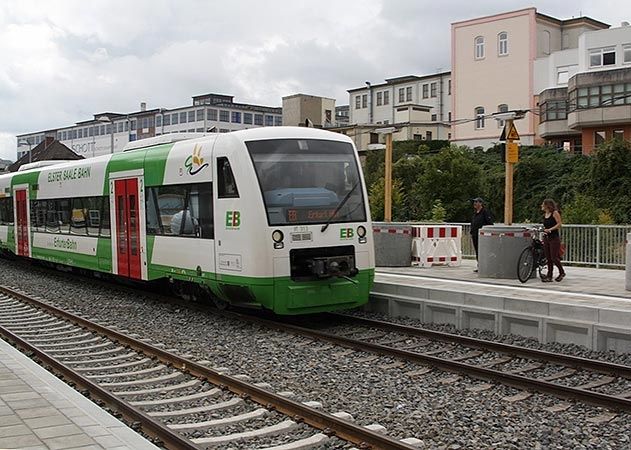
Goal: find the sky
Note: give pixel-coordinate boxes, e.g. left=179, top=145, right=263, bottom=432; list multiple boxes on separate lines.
left=0, top=0, right=628, bottom=160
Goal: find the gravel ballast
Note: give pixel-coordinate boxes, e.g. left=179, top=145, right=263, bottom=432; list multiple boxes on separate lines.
left=2, top=259, right=630, bottom=449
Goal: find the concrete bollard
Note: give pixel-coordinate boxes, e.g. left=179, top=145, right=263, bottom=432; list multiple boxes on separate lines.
left=626, top=233, right=631, bottom=291
left=372, top=222, right=412, bottom=267
left=478, top=224, right=533, bottom=279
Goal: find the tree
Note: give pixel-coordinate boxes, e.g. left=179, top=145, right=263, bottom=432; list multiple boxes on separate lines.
left=590, top=139, right=631, bottom=223
left=368, top=178, right=406, bottom=221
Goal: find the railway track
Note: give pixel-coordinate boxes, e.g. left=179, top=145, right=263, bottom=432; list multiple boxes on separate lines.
left=0, top=286, right=420, bottom=450
left=220, top=310, right=631, bottom=414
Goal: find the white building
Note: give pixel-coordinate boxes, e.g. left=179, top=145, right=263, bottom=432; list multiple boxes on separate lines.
left=17, top=93, right=282, bottom=159
left=536, top=22, right=631, bottom=153
left=348, top=73, right=451, bottom=139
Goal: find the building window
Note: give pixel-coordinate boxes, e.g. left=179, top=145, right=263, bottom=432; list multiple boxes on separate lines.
left=614, top=129, right=625, bottom=140
left=254, top=114, right=263, bottom=125
left=196, top=109, right=204, bottom=121
left=398, top=88, right=405, bottom=102
left=426, top=131, right=432, bottom=140
left=595, top=130, right=606, bottom=146
left=497, top=104, right=508, bottom=127
left=422, top=84, right=429, bottom=99
left=188, top=111, right=196, bottom=122
left=376, top=92, right=383, bottom=106
left=180, top=112, right=187, bottom=123
left=498, top=32, right=508, bottom=56
left=475, top=36, right=485, bottom=59
left=406, top=86, right=412, bottom=102
left=78, top=129, right=83, bottom=138
left=541, top=100, right=567, bottom=122
left=362, top=94, right=367, bottom=108
left=244, top=113, right=253, bottom=124
left=274, top=116, right=282, bottom=126
left=475, top=106, right=485, bottom=129
left=448, top=112, right=452, bottom=122
left=431, top=114, right=437, bottom=121
left=220, top=110, right=229, bottom=122
left=207, top=109, right=217, bottom=121
left=624, top=45, right=631, bottom=64
left=231, top=112, right=241, bottom=123
left=448, top=79, right=451, bottom=95
left=265, top=115, right=274, bottom=126
left=156, top=115, right=162, bottom=128
left=163, top=115, right=170, bottom=126
left=355, top=95, right=361, bottom=109
left=557, top=68, right=569, bottom=85
left=430, top=82, right=437, bottom=98
left=383, top=91, right=389, bottom=105
left=570, top=83, right=631, bottom=109
left=590, top=47, right=616, bottom=67
left=171, top=113, right=179, bottom=125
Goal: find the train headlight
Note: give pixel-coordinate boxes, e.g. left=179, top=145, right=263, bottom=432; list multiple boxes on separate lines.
left=272, top=230, right=284, bottom=249
left=357, top=225, right=367, bottom=244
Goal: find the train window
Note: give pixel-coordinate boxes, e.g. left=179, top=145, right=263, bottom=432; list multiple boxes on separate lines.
left=70, top=198, right=88, bottom=235
left=0, top=198, right=14, bottom=226
left=246, top=139, right=367, bottom=226
left=145, top=183, right=213, bottom=239
left=99, top=196, right=111, bottom=237
left=217, top=157, right=239, bottom=198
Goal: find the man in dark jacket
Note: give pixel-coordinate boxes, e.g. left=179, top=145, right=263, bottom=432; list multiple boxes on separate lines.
left=470, top=197, right=493, bottom=272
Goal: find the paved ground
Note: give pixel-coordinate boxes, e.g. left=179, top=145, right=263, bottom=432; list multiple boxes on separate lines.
left=380, top=258, right=631, bottom=299
left=0, top=338, right=159, bottom=450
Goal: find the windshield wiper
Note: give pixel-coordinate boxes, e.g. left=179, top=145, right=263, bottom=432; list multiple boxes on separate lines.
left=321, top=182, right=359, bottom=233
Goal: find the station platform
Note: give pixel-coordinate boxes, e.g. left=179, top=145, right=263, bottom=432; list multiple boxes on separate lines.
left=0, top=338, right=159, bottom=450
left=372, top=260, right=631, bottom=353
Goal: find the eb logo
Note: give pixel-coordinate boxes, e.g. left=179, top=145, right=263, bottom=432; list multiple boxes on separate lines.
left=226, top=211, right=241, bottom=228
left=340, top=228, right=354, bottom=239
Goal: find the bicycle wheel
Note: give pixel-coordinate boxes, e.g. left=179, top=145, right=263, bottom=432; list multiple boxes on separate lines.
left=517, top=247, right=535, bottom=283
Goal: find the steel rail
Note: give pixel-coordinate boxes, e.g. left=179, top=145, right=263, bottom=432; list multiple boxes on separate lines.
left=0, top=285, right=417, bottom=450
left=331, top=313, right=631, bottom=378
left=221, top=310, right=631, bottom=412
left=0, top=325, right=200, bottom=450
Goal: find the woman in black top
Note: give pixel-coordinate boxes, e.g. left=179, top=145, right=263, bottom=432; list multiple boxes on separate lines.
left=541, top=198, right=565, bottom=282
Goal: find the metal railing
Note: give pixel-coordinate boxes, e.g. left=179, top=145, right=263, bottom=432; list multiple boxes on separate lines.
left=451, top=222, right=631, bottom=268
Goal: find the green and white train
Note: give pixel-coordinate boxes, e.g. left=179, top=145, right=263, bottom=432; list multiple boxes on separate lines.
left=0, top=127, right=375, bottom=314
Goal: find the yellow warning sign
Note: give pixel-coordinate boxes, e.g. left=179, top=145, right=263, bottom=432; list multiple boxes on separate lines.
left=506, top=122, right=520, bottom=141
left=507, top=141, right=519, bottom=163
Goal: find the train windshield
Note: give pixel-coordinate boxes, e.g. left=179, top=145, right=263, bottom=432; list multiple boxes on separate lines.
left=246, top=139, right=367, bottom=226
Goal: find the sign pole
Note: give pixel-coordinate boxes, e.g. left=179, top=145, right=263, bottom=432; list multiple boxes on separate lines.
left=503, top=118, right=520, bottom=225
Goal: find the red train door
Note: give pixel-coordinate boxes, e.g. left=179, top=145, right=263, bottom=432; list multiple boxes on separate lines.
left=15, top=189, right=29, bottom=257
left=114, top=179, right=141, bottom=279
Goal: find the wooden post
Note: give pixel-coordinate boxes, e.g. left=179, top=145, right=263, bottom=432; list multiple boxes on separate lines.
left=384, top=132, right=393, bottom=222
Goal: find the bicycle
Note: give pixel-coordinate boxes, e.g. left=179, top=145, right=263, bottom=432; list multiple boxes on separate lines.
left=517, top=226, right=548, bottom=283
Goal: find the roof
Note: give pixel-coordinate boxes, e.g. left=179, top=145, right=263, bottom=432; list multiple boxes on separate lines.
left=348, top=71, right=451, bottom=93
left=8, top=140, right=83, bottom=172
left=536, top=12, right=609, bottom=29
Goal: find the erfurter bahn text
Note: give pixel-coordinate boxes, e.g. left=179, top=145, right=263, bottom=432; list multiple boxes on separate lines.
left=0, top=127, right=375, bottom=314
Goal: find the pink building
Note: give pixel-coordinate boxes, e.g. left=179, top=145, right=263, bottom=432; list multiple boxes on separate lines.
left=451, top=8, right=608, bottom=149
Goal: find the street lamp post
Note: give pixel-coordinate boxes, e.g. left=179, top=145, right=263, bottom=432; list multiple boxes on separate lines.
left=17, top=140, right=33, bottom=164
left=97, top=116, right=114, bottom=154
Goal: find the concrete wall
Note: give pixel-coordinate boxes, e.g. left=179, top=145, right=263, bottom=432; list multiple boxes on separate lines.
left=578, top=25, right=631, bottom=72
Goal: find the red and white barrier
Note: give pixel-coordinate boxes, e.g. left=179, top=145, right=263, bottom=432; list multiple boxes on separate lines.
left=411, top=225, right=462, bottom=267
